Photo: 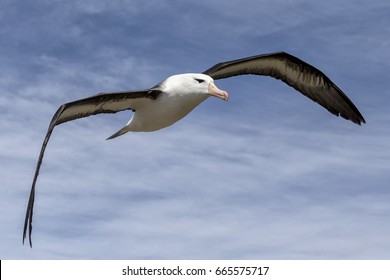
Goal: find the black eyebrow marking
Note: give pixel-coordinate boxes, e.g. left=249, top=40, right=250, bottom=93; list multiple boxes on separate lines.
left=194, top=78, right=205, bottom=83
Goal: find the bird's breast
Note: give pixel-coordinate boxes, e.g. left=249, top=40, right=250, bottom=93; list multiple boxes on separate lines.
left=127, top=92, right=208, bottom=132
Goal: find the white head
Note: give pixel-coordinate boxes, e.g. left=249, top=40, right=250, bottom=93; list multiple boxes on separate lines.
left=162, top=73, right=228, bottom=101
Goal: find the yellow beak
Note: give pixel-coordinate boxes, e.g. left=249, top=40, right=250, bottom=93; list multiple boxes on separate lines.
left=208, top=81, right=229, bottom=101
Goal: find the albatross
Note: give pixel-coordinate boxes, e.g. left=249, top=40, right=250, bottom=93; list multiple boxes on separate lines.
left=23, top=52, right=365, bottom=246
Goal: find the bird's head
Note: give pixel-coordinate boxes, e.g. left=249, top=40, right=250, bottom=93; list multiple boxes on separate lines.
left=163, top=73, right=228, bottom=101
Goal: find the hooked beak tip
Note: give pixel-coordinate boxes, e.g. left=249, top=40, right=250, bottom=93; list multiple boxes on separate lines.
left=222, top=92, right=229, bottom=101
left=209, top=82, right=229, bottom=101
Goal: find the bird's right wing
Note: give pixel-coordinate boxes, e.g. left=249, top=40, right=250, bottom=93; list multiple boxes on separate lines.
left=203, top=52, right=365, bottom=125
left=23, top=89, right=162, bottom=247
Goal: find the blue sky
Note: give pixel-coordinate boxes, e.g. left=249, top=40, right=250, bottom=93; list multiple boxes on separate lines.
left=1, top=0, right=389, bottom=259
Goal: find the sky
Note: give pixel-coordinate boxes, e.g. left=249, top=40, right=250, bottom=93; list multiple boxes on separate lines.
left=1, top=0, right=389, bottom=259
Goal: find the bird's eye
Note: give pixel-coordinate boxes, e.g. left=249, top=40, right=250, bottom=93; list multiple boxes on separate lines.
left=194, top=78, right=205, bottom=84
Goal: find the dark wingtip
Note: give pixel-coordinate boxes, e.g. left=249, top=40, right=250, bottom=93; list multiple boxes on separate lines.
left=22, top=236, right=33, bottom=248
left=22, top=204, right=33, bottom=248
left=22, top=227, right=33, bottom=248
left=28, top=222, right=33, bottom=247
left=356, top=118, right=366, bottom=125
left=350, top=113, right=366, bottom=126
left=343, top=114, right=365, bottom=126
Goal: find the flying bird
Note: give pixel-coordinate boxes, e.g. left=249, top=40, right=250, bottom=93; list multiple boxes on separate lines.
left=23, top=52, right=365, bottom=247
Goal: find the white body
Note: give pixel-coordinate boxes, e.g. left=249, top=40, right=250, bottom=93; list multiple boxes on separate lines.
left=112, top=73, right=228, bottom=136
left=128, top=75, right=210, bottom=131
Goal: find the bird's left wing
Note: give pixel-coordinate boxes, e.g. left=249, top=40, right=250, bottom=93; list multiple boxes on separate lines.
left=23, top=89, right=161, bottom=247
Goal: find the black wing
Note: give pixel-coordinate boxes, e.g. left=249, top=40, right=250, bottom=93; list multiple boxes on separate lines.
left=203, top=52, right=365, bottom=124
left=23, top=89, right=162, bottom=247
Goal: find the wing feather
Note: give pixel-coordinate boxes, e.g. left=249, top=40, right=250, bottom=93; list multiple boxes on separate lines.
left=23, top=89, right=161, bottom=246
left=203, top=52, right=365, bottom=124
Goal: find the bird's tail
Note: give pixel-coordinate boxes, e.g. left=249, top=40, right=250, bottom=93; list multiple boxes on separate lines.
left=106, top=126, right=130, bottom=140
